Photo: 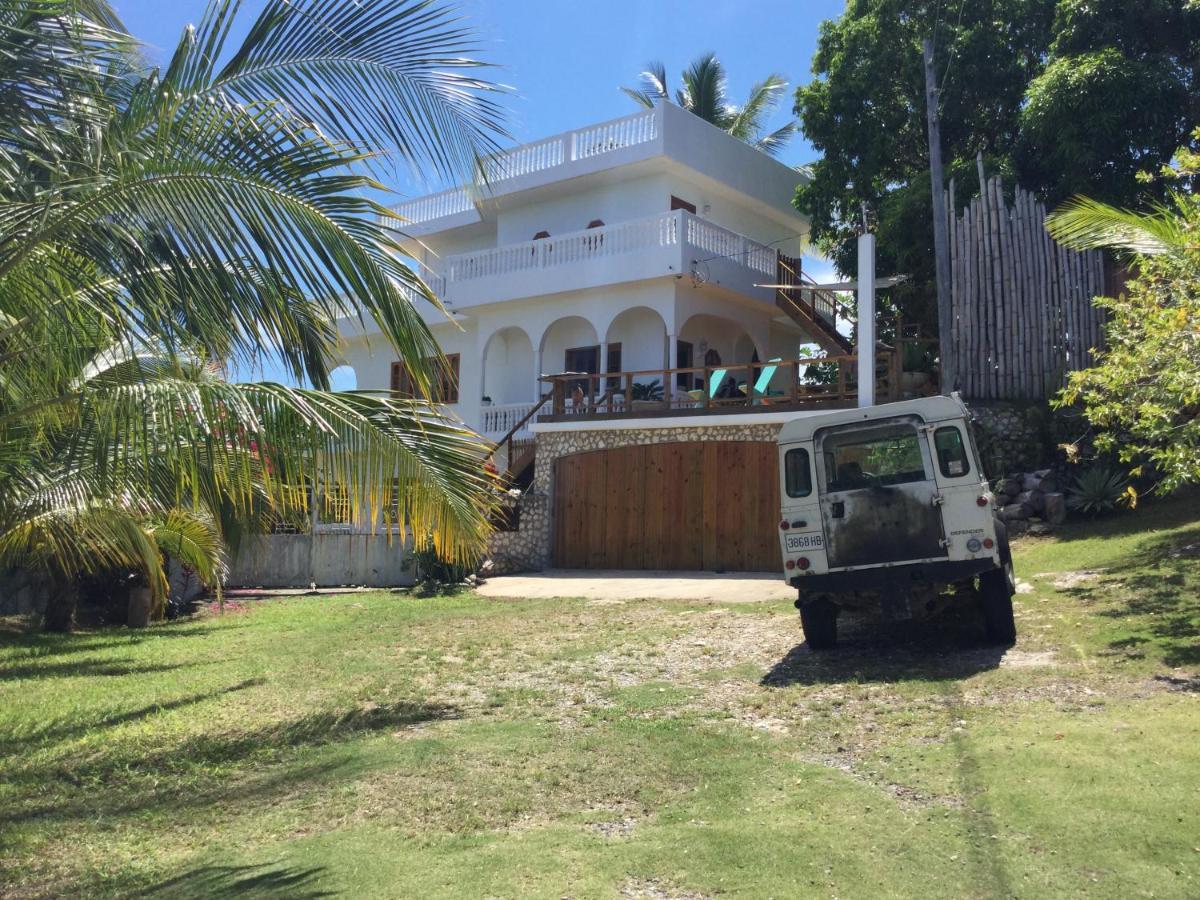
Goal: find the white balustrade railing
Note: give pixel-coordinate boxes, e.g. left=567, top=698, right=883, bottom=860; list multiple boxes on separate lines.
left=683, top=216, right=777, bottom=276
left=484, top=135, right=566, bottom=181
left=481, top=401, right=537, bottom=439
left=387, top=110, right=662, bottom=226
left=445, top=211, right=681, bottom=284
left=388, top=187, right=474, bottom=228
left=430, top=210, right=779, bottom=288
left=571, top=110, right=657, bottom=160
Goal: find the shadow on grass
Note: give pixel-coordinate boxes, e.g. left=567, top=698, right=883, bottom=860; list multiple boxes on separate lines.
left=0, top=657, right=200, bottom=681
left=0, top=678, right=265, bottom=755
left=1042, top=488, right=1200, bottom=545
left=761, top=607, right=1007, bottom=686
left=2, top=699, right=457, bottom=828
left=0, top=620, right=249, bottom=658
left=1087, top=523, right=1200, bottom=668
left=130, top=861, right=333, bottom=898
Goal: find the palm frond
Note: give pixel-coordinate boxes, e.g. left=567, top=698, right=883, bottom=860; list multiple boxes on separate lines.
left=1046, top=195, right=1189, bottom=255
left=728, top=73, right=788, bottom=142
left=678, top=53, right=729, bottom=128
left=754, top=121, right=798, bottom=158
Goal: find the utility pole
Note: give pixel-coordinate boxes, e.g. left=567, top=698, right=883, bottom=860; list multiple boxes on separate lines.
left=923, top=37, right=955, bottom=394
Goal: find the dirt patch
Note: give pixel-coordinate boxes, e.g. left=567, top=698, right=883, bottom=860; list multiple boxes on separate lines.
left=1047, top=571, right=1105, bottom=590
left=620, top=877, right=712, bottom=899
left=1000, top=649, right=1059, bottom=669
left=587, top=816, right=639, bottom=839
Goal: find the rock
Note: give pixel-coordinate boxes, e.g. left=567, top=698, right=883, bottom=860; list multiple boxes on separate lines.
left=998, top=477, right=1023, bottom=497
left=1027, top=523, right=1053, bottom=537
left=1015, top=490, right=1046, bottom=515
left=1000, top=503, right=1031, bottom=522
left=994, top=493, right=1013, bottom=507
left=1006, top=519, right=1029, bottom=537
left=1043, top=492, right=1067, bottom=526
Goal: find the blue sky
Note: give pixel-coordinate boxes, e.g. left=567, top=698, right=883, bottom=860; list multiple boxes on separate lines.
left=111, top=0, right=846, bottom=383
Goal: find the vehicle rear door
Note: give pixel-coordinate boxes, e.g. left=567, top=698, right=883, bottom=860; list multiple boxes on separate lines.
left=815, top=416, right=947, bottom=569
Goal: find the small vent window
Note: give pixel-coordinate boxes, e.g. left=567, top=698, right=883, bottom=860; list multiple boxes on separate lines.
left=785, top=448, right=812, bottom=498
left=934, top=426, right=970, bottom=478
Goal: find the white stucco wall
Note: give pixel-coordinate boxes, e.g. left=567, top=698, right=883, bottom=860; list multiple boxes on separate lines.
left=495, top=174, right=666, bottom=246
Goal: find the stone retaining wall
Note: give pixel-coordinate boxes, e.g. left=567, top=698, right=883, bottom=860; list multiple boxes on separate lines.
left=967, top=402, right=1088, bottom=479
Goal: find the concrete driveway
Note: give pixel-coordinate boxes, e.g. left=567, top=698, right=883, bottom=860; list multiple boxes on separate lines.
left=475, top=569, right=795, bottom=604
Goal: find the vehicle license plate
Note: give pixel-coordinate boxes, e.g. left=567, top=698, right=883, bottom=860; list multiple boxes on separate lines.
left=785, top=532, right=824, bottom=552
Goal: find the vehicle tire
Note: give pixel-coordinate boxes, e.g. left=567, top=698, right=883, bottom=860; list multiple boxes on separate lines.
left=978, top=567, right=1016, bottom=646
left=799, top=597, right=838, bottom=650
left=993, top=518, right=1016, bottom=593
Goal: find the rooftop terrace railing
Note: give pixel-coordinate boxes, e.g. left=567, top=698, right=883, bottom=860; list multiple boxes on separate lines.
left=386, top=109, right=660, bottom=228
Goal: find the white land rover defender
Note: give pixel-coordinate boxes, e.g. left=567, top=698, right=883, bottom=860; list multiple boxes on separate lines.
left=777, top=394, right=1016, bottom=649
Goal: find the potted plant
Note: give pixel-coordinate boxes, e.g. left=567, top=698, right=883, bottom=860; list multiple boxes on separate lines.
left=630, top=379, right=664, bottom=411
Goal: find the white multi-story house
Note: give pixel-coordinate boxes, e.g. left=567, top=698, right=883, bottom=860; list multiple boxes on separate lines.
left=338, top=102, right=851, bottom=438
left=335, top=103, right=903, bottom=575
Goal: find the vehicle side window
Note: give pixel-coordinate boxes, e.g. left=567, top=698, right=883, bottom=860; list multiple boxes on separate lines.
left=785, top=448, right=812, bottom=497
left=934, top=426, right=970, bottom=478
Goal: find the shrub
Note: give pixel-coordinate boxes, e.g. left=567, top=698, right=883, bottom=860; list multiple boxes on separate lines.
left=631, top=380, right=663, bottom=401
left=1067, top=466, right=1135, bottom=516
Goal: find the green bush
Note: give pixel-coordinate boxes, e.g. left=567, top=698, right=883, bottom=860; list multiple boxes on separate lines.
left=1067, top=466, right=1133, bottom=516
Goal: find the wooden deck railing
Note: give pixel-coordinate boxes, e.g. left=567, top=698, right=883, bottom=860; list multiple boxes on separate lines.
left=539, top=350, right=910, bottom=421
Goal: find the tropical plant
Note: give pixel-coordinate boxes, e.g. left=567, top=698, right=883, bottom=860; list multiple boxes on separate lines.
left=0, top=0, right=508, bottom=629
left=631, top=379, right=664, bottom=401
left=1066, top=466, right=1132, bottom=516
left=622, top=53, right=796, bottom=156
left=1047, top=130, right=1200, bottom=493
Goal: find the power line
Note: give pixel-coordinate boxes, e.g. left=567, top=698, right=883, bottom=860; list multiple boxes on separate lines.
left=940, top=0, right=969, bottom=97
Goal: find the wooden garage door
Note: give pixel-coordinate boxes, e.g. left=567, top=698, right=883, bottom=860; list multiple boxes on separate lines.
left=553, top=442, right=782, bottom=572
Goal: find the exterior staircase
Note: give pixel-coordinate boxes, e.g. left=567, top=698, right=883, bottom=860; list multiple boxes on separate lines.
left=775, top=252, right=853, bottom=354
left=489, top=394, right=551, bottom=490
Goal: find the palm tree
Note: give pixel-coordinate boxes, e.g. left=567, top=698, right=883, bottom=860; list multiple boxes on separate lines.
left=621, top=53, right=796, bottom=156
left=0, top=0, right=509, bottom=629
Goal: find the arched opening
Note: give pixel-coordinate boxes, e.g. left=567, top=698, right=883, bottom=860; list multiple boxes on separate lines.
left=541, top=316, right=600, bottom=396
left=680, top=314, right=758, bottom=368
left=680, top=314, right=761, bottom=401
left=482, top=326, right=535, bottom=405
left=604, top=306, right=668, bottom=389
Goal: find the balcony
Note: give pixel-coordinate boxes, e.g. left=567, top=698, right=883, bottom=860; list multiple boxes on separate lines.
left=424, top=209, right=779, bottom=308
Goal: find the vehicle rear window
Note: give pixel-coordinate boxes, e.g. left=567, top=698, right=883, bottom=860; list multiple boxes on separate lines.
left=934, top=426, right=970, bottom=478
left=819, top=423, right=928, bottom=491
left=784, top=448, right=812, bottom=497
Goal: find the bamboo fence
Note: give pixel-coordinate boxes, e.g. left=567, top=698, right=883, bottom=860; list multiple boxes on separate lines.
left=947, top=170, right=1106, bottom=401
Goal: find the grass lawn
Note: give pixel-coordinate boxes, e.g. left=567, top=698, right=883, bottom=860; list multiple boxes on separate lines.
left=1, top=494, right=1198, bottom=898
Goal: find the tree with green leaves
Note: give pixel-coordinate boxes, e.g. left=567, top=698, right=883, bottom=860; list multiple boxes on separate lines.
left=794, top=0, right=1199, bottom=334
left=1046, top=131, right=1200, bottom=492
left=622, top=53, right=796, bottom=156
left=0, top=0, right=508, bottom=629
